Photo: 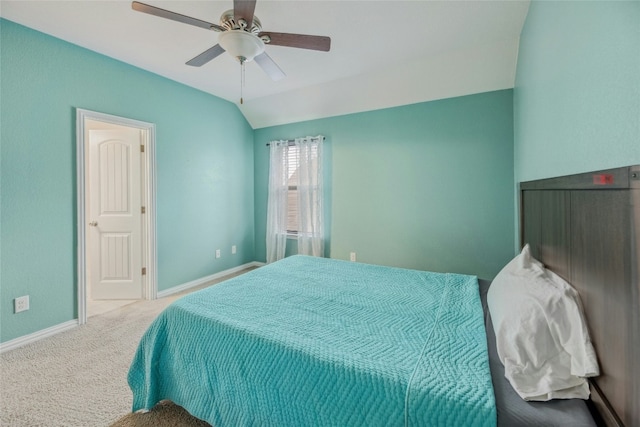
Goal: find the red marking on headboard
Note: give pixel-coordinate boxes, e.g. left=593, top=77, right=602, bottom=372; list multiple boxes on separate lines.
left=593, top=174, right=614, bottom=185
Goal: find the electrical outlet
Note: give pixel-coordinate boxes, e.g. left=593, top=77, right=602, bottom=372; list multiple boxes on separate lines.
left=14, top=295, right=30, bottom=313
left=231, top=245, right=237, bottom=254
left=350, top=252, right=357, bottom=262
left=215, top=249, right=221, bottom=259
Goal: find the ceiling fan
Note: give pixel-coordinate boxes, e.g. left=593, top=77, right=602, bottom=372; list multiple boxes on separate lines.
left=131, top=0, right=331, bottom=84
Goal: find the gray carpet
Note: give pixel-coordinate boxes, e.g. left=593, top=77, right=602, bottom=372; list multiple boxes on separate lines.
left=0, top=269, right=253, bottom=427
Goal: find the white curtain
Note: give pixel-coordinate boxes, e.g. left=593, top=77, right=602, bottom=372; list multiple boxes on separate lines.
left=266, top=141, right=289, bottom=263
left=296, top=136, right=324, bottom=257
left=266, top=136, right=324, bottom=263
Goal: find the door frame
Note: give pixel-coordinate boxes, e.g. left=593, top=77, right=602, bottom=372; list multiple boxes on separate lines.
left=76, top=108, right=157, bottom=325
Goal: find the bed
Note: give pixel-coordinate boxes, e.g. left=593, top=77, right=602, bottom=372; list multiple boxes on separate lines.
left=129, top=256, right=496, bottom=426
left=128, top=165, right=640, bottom=426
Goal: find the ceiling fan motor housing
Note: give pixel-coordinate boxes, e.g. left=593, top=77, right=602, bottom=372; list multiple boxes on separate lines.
left=220, top=9, right=262, bottom=34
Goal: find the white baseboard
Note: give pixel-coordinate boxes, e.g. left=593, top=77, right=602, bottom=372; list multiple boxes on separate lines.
left=0, top=320, right=78, bottom=354
left=0, top=261, right=266, bottom=353
left=156, top=261, right=265, bottom=298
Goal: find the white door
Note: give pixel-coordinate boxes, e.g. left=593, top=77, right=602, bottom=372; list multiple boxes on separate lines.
left=88, top=129, right=143, bottom=300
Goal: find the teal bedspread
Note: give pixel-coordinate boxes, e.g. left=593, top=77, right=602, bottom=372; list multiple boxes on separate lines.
left=128, top=256, right=496, bottom=426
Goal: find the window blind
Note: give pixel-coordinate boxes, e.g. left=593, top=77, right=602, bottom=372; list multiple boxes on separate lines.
left=284, top=143, right=320, bottom=234
left=286, top=145, right=299, bottom=233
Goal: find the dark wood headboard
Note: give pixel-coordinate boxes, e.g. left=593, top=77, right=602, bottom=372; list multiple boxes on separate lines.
left=520, top=165, right=640, bottom=427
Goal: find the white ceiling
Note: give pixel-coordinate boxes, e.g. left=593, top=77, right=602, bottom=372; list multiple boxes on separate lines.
left=0, top=0, right=530, bottom=128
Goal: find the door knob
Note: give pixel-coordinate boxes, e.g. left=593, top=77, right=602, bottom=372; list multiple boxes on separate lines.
left=89, top=221, right=98, bottom=227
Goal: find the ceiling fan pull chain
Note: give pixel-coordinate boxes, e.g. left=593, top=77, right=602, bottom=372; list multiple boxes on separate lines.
left=240, top=59, right=246, bottom=104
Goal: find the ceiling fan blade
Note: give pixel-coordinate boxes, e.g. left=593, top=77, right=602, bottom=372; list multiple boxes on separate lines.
left=233, top=0, right=257, bottom=29
left=132, top=1, right=225, bottom=32
left=259, top=32, right=331, bottom=52
left=186, top=44, right=226, bottom=67
left=254, top=52, right=286, bottom=81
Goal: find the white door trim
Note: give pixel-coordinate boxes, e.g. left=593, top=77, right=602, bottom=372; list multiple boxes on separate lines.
left=76, top=108, right=157, bottom=325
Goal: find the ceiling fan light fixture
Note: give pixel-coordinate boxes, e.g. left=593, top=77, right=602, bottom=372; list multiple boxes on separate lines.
left=218, top=30, right=265, bottom=62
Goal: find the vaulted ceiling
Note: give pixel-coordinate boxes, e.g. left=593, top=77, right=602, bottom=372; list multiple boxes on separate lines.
left=0, top=1, right=530, bottom=128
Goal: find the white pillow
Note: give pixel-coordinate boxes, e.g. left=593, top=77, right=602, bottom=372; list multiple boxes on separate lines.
left=487, top=244, right=599, bottom=401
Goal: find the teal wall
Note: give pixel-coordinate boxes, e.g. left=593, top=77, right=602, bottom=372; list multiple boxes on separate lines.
left=255, top=90, right=515, bottom=280
left=0, top=20, right=255, bottom=343
left=14, top=0, right=630, bottom=345
left=514, top=0, right=640, bottom=182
